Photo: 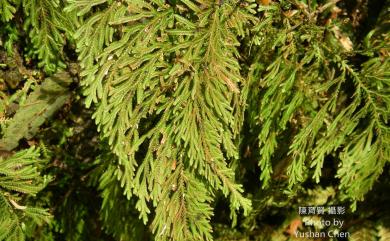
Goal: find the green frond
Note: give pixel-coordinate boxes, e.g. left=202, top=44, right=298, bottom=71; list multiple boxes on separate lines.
left=22, top=0, right=76, bottom=73
left=69, top=0, right=254, bottom=238
left=1, top=0, right=389, bottom=240
left=95, top=153, right=149, bottom=241
left=0, top=0, right=19, bottom=22
left=0, top=147, right=51, bottom=241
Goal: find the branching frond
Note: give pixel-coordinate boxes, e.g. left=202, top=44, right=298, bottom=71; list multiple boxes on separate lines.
left=68, top=0, right=254, bottom=238
left=0, top=147, right=51, bottom=241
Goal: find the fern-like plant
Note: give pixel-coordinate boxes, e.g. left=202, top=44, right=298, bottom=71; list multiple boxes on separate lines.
left=0, top=147, right=50, bottom=241
left=0, top=0, right=389, bottom=240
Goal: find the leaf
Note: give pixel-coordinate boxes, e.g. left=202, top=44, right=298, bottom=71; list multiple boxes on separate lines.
left=0, top=71, right=72, bottom=151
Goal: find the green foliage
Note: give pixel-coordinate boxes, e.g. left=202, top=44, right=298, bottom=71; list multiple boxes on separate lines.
left=246, top=0, right=390, bottom=210
left=0, top=24, right=19, bottom=54
left=22, top=0, right=76, bottom=73
left=0, top=0, right=18, bottom=22
left=93, top=151, right=150, bottom=240
left=0, top=0, right=76, bottom=73
left=66, top=0, right=254, bottom=239
left=0, top=147, right=51, bottom=241
left=0, top=71, right=72, bottom=151
left=0, top=0, right=389, bottom=240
